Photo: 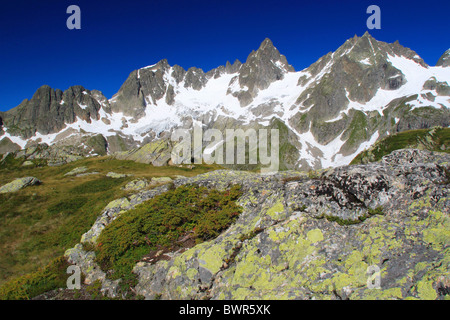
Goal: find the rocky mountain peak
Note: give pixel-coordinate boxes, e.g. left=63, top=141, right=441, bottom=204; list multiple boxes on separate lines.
left=436, top=49, right=450, bottom=67
left=110, top=59, right=174, bottom=117
left=30, top=85, right=62, bottom=101
left=257, top=37, right=276, bottom=52
left=250, top=38, right=294, bottom=71
left=232, top=38, right=295, bottom=106
left=143, top=59, right=171, bottom=72
left=0, top=84, right=105, bottom=139
left=334, top=33, right=426, bottom=68
left=293, top=34, right=426, bottom=137
left=225, top=59, right=242, bottom=74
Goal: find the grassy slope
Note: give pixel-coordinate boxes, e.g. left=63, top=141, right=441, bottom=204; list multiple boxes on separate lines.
left=0, top=155, right=221, bottom=287
left=350, top=127, right=450, bottom=165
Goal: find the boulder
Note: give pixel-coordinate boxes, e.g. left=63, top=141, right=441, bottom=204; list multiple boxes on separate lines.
left=106, top=172, right=133, bottom=179
left=0, top=177, right=41, bottom=194
left=123, top=178, right=149, bottom=191
left=64, top=166, right=89, bottom=176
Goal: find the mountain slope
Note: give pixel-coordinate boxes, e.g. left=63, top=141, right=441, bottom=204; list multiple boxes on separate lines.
left=0, top=33, right=449, bottom=170
left=350, top=126, right=450, bottom=164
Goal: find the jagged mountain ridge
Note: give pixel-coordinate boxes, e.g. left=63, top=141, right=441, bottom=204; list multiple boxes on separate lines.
left=0, top=32, right=449, bottom=170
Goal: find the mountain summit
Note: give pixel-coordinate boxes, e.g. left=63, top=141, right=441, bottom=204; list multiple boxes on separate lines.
left=1, top=34, right=449, bottom=170
left=234, top=38, right=295, bottom=106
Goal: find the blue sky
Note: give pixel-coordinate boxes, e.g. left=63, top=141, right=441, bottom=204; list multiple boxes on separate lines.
left=0, top=0, right=449, bottom=111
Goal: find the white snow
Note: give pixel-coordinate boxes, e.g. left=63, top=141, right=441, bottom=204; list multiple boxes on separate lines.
left=360, top=58, right=371, bottom=65
left=141, top=63, right=157, bottom=70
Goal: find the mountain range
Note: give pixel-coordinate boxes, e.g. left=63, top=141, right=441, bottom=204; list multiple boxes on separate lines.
left=0, top=32, right=449, bottom=170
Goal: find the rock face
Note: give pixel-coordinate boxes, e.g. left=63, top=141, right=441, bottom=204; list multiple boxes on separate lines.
left=1, top=85, right=109, bottom=139
left=112, top=139, right=172, bottom=166
left=0, top=137, right=21, bottom=154
left=65, top=149, right=450, bottom=300
left=2, top=143, right=85, bottom=167
left=0, top=177, right=41, bottom=194
left=436, top=49, right=450, bottom=67
left=232, top=38, right=295, bottom=106
left=110, top=60, right=172, bottom=118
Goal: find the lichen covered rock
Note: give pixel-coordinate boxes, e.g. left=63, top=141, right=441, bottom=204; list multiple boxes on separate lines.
left=123, top=178, right=149, bottom=191
left=64, top=166, right=89, bottom=176
left=0, top=176, right=41, bottom=194
left=106, top=172, right=133, bottom=179
left=67, top=149, right=450, bottom=300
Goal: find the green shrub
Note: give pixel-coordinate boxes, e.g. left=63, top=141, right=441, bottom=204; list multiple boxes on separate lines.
left=368, top=206, right=384, bottom=216
left=94, top=184, right=243, bottom=284
left=0, top=256, right=69, bottom=300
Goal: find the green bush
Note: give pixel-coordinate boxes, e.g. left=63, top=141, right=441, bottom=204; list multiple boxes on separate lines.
left=0, top=256, right=69, bottom=300
left=94, top=184, right=242, bottom=283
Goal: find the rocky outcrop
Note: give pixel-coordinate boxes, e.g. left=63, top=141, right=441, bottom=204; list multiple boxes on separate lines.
left=105, top=134, right=138, bottom=154
left=4, top=143, right=85, bottom=167
left=0, top=137, right=21, bottom=154
left=64, top=166, right=89, bottom=177
left=112, top=138, right=172, bottom=166
left=123, top=178, right=150, bottom=191
left=436, top=49, right=450, bottom=67
left=110, top=60, right=171, bottom=118
left=106, top=172, right=133, bottom=179
left=233, top=38, right=295, bottom=106
left=64, top=149, right=450, bottom=300
left=423, top=77, right=450, bottom=96
left=0, top=177, right=41, bottom=194
left=0, top=131, right=118, bottom=165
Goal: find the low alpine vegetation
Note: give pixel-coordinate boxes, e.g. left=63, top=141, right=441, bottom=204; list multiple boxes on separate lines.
left=94, top=184, right=243, bottom=285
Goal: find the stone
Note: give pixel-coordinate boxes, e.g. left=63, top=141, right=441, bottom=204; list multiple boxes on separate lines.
left=64, top=166, right=89, bottom=176
left=123, top=178, right=149, bottom=191
left=0, top=177, right=41, bottom=194
left=150, top=177, right=173, bottom=186
left=106, top=172, right=133, bottom=179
